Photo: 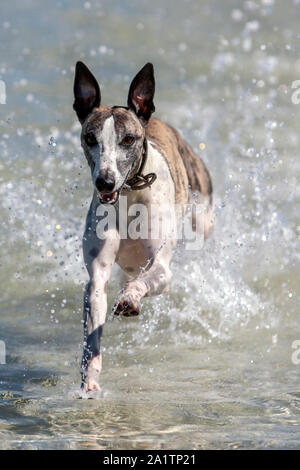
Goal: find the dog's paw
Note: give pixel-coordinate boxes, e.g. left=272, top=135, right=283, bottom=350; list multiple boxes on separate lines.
left=85, top=379, right=101, bottom=392
left=80, top=379, right=102, bottom=395
left=81, top=354, right=102, bottom=393
left=114, top=294, right=141, bottom=317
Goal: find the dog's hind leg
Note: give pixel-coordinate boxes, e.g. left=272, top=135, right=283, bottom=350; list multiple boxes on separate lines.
left=191, top=193, right=215, bottom=240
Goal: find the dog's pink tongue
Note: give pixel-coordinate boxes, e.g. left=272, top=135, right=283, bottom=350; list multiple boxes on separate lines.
left=102, top=191, right=117, bottom=202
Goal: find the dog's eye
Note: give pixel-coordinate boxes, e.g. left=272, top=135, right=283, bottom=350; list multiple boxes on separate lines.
left=121, top=135, right=135, bottom=146
left=85, top=132, right=97, bottom=147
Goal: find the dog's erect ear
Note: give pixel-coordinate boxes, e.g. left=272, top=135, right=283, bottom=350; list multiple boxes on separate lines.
left=73, top=61, right=101, bottom=123
left=127, top=63, right=155, bottom=124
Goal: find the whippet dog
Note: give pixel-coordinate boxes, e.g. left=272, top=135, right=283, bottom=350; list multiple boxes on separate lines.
left=73, top=61, right=214, bottom=392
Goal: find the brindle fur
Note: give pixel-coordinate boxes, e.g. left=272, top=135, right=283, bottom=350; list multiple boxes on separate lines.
left=146, top=117, right=213, bottom=206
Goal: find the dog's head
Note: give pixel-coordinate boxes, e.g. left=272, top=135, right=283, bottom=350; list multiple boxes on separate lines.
left=73, top=61, right=155, bottom=204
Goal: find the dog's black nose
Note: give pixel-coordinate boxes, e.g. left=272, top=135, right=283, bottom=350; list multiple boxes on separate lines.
left=95, top=173, right=115, bottom=193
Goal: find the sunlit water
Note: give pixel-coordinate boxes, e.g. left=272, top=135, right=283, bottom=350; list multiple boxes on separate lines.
left=0, top=0, right=299, bottom=449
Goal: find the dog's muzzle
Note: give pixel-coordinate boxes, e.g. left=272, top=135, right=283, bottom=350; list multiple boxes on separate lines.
left=95, top=172, right=119, bottom=204
left=96, top=138, right=156, bottom=204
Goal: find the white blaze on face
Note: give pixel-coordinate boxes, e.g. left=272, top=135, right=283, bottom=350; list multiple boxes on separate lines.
left=92, top=115, right=124, bottom=188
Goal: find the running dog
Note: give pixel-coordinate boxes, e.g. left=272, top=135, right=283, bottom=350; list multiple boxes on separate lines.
left=73, top=61, right=214, bottom=392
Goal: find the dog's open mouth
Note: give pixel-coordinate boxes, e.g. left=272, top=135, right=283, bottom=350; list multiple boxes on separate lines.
left=98, top=190, right=119, bottom=205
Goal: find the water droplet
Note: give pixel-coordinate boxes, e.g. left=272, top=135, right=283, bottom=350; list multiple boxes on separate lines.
left=48, top=136, right=56, bottom=147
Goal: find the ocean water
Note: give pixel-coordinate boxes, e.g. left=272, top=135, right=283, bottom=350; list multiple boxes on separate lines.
left=0, top=0, right=299, bottom=449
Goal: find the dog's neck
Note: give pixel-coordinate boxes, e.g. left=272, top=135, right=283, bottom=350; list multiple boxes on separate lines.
left=126, top=137, right=156, bottom=191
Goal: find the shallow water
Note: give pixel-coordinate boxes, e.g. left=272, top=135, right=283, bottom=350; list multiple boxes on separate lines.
left=0, top=0, right=299, bottom=449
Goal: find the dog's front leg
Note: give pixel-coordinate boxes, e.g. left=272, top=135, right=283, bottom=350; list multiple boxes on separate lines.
left=82, top=229, right=120, bottom=392
left=114, top=240, right=174, bottom=316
